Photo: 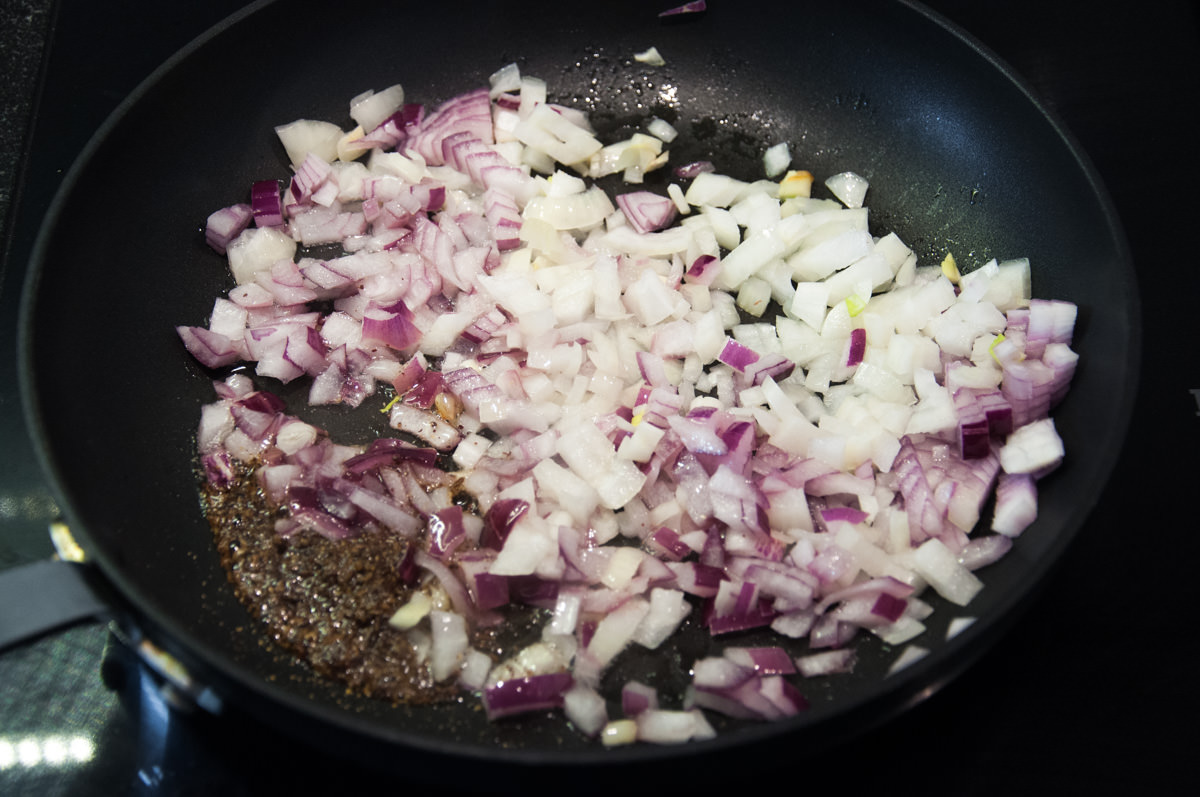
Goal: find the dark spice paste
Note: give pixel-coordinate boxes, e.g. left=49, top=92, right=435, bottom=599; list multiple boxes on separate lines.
left=202, top=463, right=481, bottom=704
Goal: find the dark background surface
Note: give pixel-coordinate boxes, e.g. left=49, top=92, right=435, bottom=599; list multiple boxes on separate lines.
left=1, top=1, right=1196, bottom=794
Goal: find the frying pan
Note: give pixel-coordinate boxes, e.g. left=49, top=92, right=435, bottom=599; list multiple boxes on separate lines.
left=16, top=0, right=1138, bottom=786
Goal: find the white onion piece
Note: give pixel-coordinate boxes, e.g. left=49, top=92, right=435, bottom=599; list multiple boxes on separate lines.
left=635, top=709, right=717, bottom=744
left=824, top=170, right=869, bottom=208
left=488, top=62, right=522, bottom=97
left=514, top=103, right=603, bottom=167
left=685, top=172, right=750, bottom=207
left=274, top=119, right=343, bottom=170
left=647, top=117, right=678, bottom=142
left=564, top=683, right=609, bottom=736
left=349, top=84, right=406, bottom=133
left=999, top=417, right=1065, bottom=474
left=763, top=142, right=791, bottom=177
left=634, top=46, right=666, bottom=66
left=911, top=539, right=984, bottom=607
left=632, top=588, right=691, bottom=649
left=226, top=227, right=297, bottom=285
left=458, top=649, right=493, bottom=690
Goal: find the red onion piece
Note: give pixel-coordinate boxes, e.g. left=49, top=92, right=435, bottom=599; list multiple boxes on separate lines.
left=356, top=103, right=425, bottom=151
left=716, top=338, right=759, bottom=372
left=407, top=87, right=494, bottom=166
left=621, top=681, right=659, bottom=716
left=204, top=203, right=252, bottom=254
left=361, top=301, right=421, bottom=352
left=471, top=571, right=511, bottom=611
left=723, top=646, right=797, bottom=675
left=659, top=0, right=707, bottom=17
left=673, top=160, right=714, bottom=179
left=684, top=253, right=719, bottom=285
left=483, top=672, right=574, bottom=720
left=992, top=472, right=1038, bottom=536
left=428, top=506, right=466, bottom=560
left=958, top=534, right=1014, bottom=570
left=870, top=592, right=909, bottom=623
left=480, top=498, right=530, bottom=550
left=820, top=506, right=868, bottom=525
left=616, top=191, right=678, bottom=234
left=176, top=326, right=240, bottom=369
left=251, top=180, right=284, bottom=228
left=846, top=327, right=866, bottom=367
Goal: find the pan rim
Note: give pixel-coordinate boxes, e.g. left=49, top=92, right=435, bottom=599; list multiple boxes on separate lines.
left=15, top=0, right=1140, bottom=770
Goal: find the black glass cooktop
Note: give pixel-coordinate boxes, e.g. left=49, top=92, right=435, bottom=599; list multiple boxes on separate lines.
left=1, top=2, right=1196, bottom=795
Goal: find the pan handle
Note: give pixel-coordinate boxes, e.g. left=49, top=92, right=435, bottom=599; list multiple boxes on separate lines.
left=0, top=559, right=111, bottom=652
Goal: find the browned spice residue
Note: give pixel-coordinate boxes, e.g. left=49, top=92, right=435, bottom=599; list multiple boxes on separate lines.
left=202, top=465, right=465, bottom=704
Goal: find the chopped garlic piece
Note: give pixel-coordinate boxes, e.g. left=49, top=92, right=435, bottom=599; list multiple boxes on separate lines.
left=778, top=169, right=814, bottom=199
left=388, top=592, right=433, bottom=630
left=336, top=125, right=368, bottom=162
left=601, top=719, right=639, bottom=747
left=941, top=251, right=961, bottom=283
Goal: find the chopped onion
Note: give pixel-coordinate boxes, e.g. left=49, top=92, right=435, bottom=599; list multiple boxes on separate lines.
left=763, top=142, right=791, bottom=178
left=350, top=84, right=407, bottom=133
left=992, top=472, right=1037, bottom=536
left=482, top=672, right=573, bottom=720
left=204, top=204, right=252, bottom=255
left=658, top=0, right=707, bottom=17
left=635, top=709, right=716, bottom=744
left=825, top=171, right=869, bottom=208
left=616, top=191, right=678, bottom=233
left=183, top=66, right=1080, bottom=747
left=646, top=117, right=678, bottom=143
left=634, top=47, right=666, bottom=67
left=999, top=417, right=1064, bottom=475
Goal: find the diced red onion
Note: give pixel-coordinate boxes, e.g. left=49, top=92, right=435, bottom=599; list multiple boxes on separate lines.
left=204, top=203, right=252, bottom=254
left=182, top=73, right=1082, bottom=746
left=480, top=498, right=530, bottom=550
left=361, top=301, right=422, bottom=352
left=482, top=672, right=574, bottom=720
left=428, top=506, right=466, bottom=560
left=659, top=0, right=707, bottom=16
left=723, top=646, right=797, bottom=675
left=717, top=338, right=759, bottom=371
left=992, top=472, right=1037, bottom=536
left=673, top=160, right=714, bottom=179
left=846, top=327, right=866, bottom=367
left=957, top=534, right=1014, bottom=570
left=621, top=680, right=659, bottom=716
left=176, top=326, right=240, bottom=369
left=471, top=570, right=511, bottom=611
left=250, top=180, right=284, bottom=228
left=616, top=191, right=678, bottom=234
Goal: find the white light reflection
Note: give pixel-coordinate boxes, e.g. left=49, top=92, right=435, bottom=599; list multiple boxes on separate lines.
left=0, top=735, right=95, bottom=770
left=0, top=742, right=15, bottom=769
left=41, top=737, right=69, bottom=765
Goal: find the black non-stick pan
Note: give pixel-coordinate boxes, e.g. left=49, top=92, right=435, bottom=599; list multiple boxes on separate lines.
left=16, top=0, right=1138, bottom=786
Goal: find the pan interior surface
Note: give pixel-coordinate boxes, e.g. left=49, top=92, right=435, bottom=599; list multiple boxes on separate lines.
left=19, top=0, right=1137, bottom=769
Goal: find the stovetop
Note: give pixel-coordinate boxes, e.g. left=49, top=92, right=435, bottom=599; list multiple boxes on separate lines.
left=1, top=1, right=1197, bottom=795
